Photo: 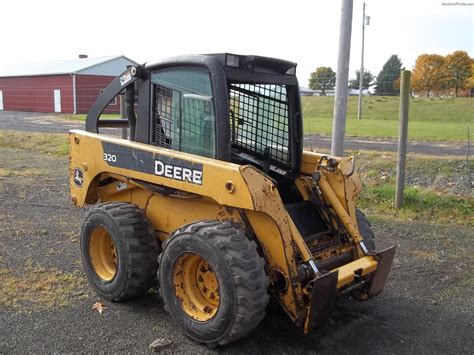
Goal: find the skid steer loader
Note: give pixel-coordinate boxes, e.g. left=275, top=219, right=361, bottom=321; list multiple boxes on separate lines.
left=69, top=53, right=395, bottom=346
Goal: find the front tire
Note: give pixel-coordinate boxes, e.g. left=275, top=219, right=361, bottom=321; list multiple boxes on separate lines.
left=158, top=220, right=269, bottom=346
left=80, top=202, right=159, bottom=301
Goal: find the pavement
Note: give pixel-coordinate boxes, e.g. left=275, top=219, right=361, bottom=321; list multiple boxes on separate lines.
left=0, top=111, right=83, bottom=133
left=304, top=134, right=469, bottom=156
left=0, top=111, right=469, bottom=156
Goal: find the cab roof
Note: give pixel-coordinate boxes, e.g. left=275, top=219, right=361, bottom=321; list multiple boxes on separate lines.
left=145, top=53, right=297, bottom=78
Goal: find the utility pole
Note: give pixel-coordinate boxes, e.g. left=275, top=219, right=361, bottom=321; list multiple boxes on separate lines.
left=357, top=2, right=369, bottom=120
left=331, top=0, right=353, bottom=156
left=395, top=70, right=411, bottom=209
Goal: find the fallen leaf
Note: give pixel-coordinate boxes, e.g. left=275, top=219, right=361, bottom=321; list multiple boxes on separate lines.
left=92, top=301, right=106, bottom=314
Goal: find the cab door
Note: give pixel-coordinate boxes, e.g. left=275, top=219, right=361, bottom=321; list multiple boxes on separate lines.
left=149, top=69, right=217, bottom=159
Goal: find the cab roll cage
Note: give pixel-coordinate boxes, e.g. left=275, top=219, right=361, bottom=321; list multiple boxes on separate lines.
left=85, top=53, right=303, bottom=174
left=85, top=65, right=142, bottom=140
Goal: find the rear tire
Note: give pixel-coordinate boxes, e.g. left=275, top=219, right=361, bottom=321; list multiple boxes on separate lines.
left=356, top=209, right=376, bottom=251
left=80, top=202, right=159, bottom=301
left=158, top=220, right=269, bottom=346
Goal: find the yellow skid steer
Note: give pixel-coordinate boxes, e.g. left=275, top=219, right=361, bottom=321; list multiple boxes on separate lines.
left=69, top=54, right=395, bottom=346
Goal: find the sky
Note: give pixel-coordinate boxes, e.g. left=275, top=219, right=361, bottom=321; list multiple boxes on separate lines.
left=0, top=0, right=472, bottom=86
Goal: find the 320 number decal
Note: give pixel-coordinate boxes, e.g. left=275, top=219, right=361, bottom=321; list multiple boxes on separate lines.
left=103, top=153, right=117, bottom=162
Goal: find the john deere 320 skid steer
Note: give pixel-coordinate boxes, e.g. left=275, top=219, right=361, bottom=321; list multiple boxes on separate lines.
left=69, top=53, right=395, bottom=346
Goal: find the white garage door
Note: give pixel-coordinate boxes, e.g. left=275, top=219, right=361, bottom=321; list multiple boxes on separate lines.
left=0, top=90, right=3, bottom=110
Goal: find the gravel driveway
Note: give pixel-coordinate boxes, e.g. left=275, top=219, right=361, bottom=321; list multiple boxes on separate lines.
left=1, top=144, right=473, bottom=353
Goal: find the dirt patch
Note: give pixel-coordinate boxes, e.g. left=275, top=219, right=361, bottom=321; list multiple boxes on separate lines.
left=0, top=264, right=88, bottom=309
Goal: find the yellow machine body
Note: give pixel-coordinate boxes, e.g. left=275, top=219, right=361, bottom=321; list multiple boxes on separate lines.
left=69, top=130, right=395, bottom=331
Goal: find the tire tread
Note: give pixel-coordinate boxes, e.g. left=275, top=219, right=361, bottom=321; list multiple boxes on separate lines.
left=159, top=220, right=269, bottom=346
left=83, top=202, right=159, bottom=301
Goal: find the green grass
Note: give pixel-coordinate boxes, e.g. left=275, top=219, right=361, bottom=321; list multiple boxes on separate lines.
left=303, top=96, right=474, bottom=141
left=359, top=184, right=473, bottom=225
left=354, top=150, right=469, bottom=181
left=60, top=113, right=120, bottom=121
left=352, top=150, right=473, bottom=225
left=0, top=130, right=68, bottom=156
left=60, top=96, right=473, bottom=141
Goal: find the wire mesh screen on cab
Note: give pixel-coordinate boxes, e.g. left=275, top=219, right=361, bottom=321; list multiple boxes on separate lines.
left=152, top=82, right=216, bottom=158
left=153, top=85, right=174, bottom=149
left=229, top=83, right=290, bottom=167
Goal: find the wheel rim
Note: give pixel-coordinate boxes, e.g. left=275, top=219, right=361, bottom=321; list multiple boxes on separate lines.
left=89, top=227, right=117, bottom=281
left=173, top=253, right=220, bottom=322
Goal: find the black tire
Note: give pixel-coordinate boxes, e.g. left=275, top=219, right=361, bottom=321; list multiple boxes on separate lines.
left=356, top=209, right=376, bottom=251
left=80, top=202, right=159, bottom=301
left=158, top=220, right=269, bottom=346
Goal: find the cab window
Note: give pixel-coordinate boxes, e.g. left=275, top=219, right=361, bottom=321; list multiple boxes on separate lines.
left=151, top=70, right=216, bottom=158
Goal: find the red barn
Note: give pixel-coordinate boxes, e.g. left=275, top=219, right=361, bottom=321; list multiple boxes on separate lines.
left=0, top=55, right=137, bottom=114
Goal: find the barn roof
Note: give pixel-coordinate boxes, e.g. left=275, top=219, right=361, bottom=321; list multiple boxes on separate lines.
left=0, top=55, right=137, bottom=78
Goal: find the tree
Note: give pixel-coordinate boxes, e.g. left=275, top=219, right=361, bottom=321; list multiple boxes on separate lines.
left=468, top=62, right=474, bottom=97
left=412, top=54, right=445, bottom=97
left=374, top=55, right=403, bottom=95
left=445, top=50, right=471, bottom=97
left=349, top=70, right=375, bottom=90
left=308, top=67, right=336, bottom=96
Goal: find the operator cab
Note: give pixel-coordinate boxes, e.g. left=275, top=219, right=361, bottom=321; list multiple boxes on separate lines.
left=86, top=53, right=304, bottom=202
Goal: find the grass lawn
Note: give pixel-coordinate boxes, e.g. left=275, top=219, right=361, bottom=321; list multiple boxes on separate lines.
left=303, top=96, right=473, bottom=141
left=0, top=130, right=68, bottom=156
left=61, top=113, right=120, bottom=121
left=352, top=150, right=473, bottom=225
left=60, top=96, right=473, bottom=141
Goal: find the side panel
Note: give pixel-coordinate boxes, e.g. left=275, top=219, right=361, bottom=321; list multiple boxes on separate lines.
left=69, top=130, right=254, bottom=209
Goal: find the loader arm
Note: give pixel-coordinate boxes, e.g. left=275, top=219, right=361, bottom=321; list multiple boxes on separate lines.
left=85, top=65, right=141, bottom=135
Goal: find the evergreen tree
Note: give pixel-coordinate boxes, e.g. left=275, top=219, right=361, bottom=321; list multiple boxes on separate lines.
left=375, top=55, right=403, bottom=95
left=349, top=70, right=375, bottom=90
